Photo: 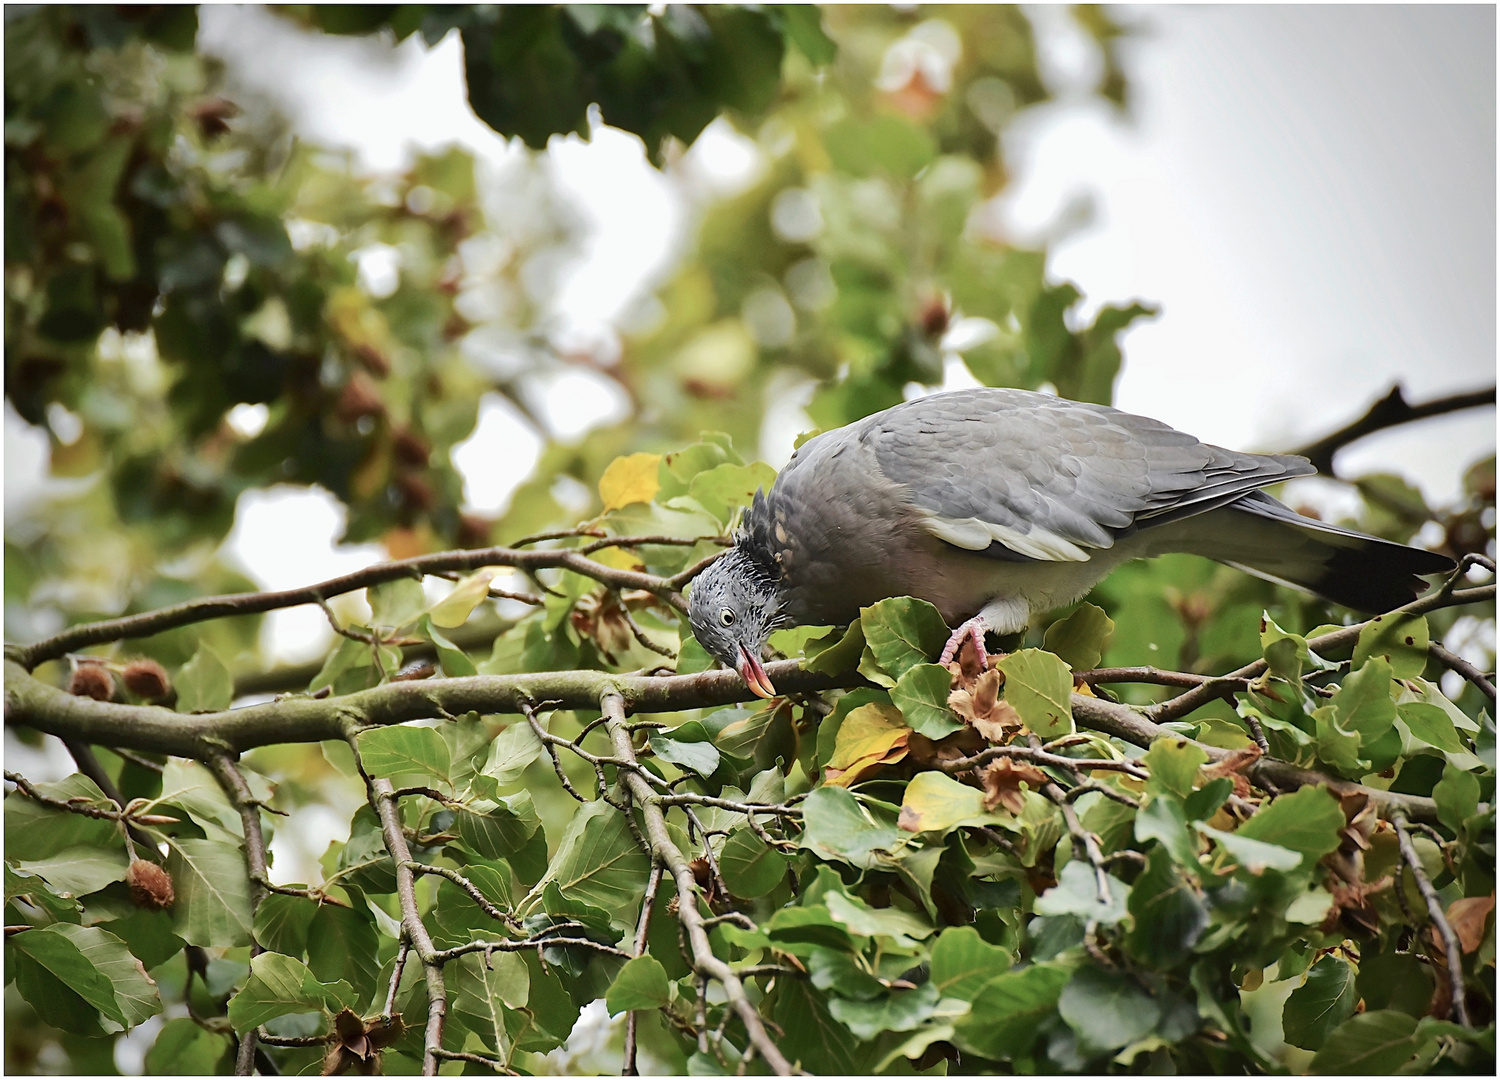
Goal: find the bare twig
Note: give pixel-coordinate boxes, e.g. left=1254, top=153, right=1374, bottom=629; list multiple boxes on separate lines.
left=405, top=861, right=522, bottom=929
left=623, top=863, right=665, bottom=1076
left=431, top=1048, right=520, bottom=1074
left=1429, top=642, right=1496, bottom=703
left=204, top=751, right=272, bottom=1076
left=1291, top=383, right=1496, bottom=475
left=1391, top=812, right=1471, bottom=1027
left=3, top=770, right=178, bottom=825
left=600, top=690, right=794, bottom=1075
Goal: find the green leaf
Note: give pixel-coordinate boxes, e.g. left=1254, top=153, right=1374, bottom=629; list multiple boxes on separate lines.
left=355, top=725, right=451, bottom=787
left=773, top=977, right=862, bottom=1074
left=890, top=662, right=962, bottom=738
left=829, top=982, right=939, bottom=1039
left=929, top=926, right=1013, bottom=1001
left=1398, top=702, right=1466, bottom=753
left=1144, top=737, right=1208, bottom=798
left=1125, top=847, right=1209, bottom=967
left=10, top=924, right=127, bottom=1026
left=226, top=952, right=342, bottom=1032
left=718, top=828, right=789, bottom=899
left=686, top=461, right=777, bottom=524
left=306, top=903, right=380, bottom=1008
left=1309, top=1010, right=1420, bottom=1074
left=522, top=800, right=650, bottom=930
left=455, top=791, right=540, bottom=859
left=1433, top=763, right=1480, bottom=831
left=157, top=758, right=246, bottom=841
left=859, top=597, right=949, bottom=686
left=12, top=843, right=128, bottom=897
left=478, top=719, right=545, bottom=789
left=997, top=649, right=1074, bottom=738
left=802, top=621, right=866, bottom=675
left=777, top=3, right=837, bottom=64
left=420, top=615, right=478, bottom=677
left=799, top=787, right=901, bottom=869
left=808, top=947, right=885, bottom=1000
left=605, top=955, right=670, bottom=1015
left=368, top=577, right=428, bottom=628
left=1134, top=795, right=1199, bottom=869
left=175, top=643, right=233, bottom=713
left=253, top=893, right=317, bottom=958
left=1283, top=955, right=1358, bottom=1051
left=1043, top=603, right=1114, bottom=671
left=1353, top=612, right=1430, bottom=679
left=952, top=963, right=1070, bottom=1061
left=1329, top=656, right=1397, bottom=741
left=1184, top=777, right=1234, bottom=822
left=1196, top=824, right=1303, bottom=875
left=451, top=949, right=528, bottom=1053
left=429, top=567, right=503, bottom=628
left=1234, top=785, right=1344, bottom=862
left=55, top=923, right=161, bottom=1027
left=647, top=729, right=721, bottom=777
left=1058, top=966, right=1162, bottom=1054
left=162, top=836, right=253, bottom=947
left=1034, top=860, right=1130, bottom=925
left=824, top=889, right=933, bottom=949
left=5, top=775, right=118, bottom=859
left=896, top=770, right=987, bottom=835
left=145, top=1016, right=231, bottom=1074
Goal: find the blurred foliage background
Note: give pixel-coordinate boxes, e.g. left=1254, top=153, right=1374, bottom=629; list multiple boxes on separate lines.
left=4, top=4, right=1493, bottom=1075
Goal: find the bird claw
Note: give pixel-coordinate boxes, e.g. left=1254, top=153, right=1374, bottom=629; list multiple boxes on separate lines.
left=940, top=617, right=990, bottom=670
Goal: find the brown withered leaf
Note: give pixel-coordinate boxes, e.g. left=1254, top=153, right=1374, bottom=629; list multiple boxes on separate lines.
left=948, top=668, right=1020, bottom=743
left=1446, top=893, right=1495, bottom=954
left=1201, top=744, right=1262, bottom=798
left=570, top=589, right=636, bottom=664
left=981, top=759, right=1050, bottom=815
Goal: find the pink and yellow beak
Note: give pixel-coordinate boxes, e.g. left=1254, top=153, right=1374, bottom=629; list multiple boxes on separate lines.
left=737, top=644, right=777, bottom=699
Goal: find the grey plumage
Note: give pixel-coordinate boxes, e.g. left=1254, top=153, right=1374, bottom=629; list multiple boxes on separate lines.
left=688, top=388, right=1454, bottom=694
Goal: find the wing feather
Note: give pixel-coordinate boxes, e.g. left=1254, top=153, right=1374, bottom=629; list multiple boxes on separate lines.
left=864, top=389, right=1314, bottom=563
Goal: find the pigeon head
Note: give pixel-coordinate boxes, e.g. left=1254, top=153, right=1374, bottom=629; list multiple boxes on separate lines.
left=688, top=547, right=784, bottom=698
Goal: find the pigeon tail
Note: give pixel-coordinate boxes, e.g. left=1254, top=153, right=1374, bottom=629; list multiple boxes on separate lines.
left=1165, top=490, right=1455, bottom=614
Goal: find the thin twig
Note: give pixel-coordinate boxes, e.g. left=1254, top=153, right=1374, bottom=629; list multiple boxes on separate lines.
left=431, top=1048, right=520, bottom=1074
left=1391, top=812, right=1471, bottom=1027
left=204, top=751, right=272, bottom=1076
left=1429, top=642, right=1496, bottom=703
left=406, top=861, right=522, bottom=929
left=623, top=863, right=665, bottom=1076
left=1291, top=383, right=1496, bottom=475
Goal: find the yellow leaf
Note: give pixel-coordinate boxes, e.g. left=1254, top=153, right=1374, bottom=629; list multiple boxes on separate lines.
left=827, top=704, right=908, bottom=771
left=898, top=771, right=987, bottom=833
left=592, top=547, right=645, bottom=571
left=599, top=453, right=662, bottom=512
left=429, top=567, right=507, bottom=628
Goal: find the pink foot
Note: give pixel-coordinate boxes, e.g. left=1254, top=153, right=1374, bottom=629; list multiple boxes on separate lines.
left=940, top=616, right=989, bottom=669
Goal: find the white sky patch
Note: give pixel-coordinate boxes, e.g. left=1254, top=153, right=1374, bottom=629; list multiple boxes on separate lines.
left=220, top=486, right=388, bottom=663
left=521, top=366, right=633, bottom=443
left=450, top=393, right=544, bottom=516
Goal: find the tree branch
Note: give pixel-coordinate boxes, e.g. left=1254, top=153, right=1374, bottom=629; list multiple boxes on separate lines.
left=600, top=690, right=795, bottom=1075
left=11, top=539, right=698, bottom=671
left=1290, top=383, right=1496, bottom=475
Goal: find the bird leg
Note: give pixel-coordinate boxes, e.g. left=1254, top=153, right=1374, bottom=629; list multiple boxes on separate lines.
left=940, top=616, right=990, bottom=670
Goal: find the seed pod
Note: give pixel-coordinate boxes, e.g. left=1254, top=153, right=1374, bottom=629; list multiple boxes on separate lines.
left=126, top=859, right=175, bottom=910
left=68, top=663, right=116, bottom=702
left=122, top=658, right=171, bottom=700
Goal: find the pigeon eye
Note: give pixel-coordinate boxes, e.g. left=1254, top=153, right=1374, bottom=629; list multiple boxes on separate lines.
left=719, top=608, right=736, bottom=627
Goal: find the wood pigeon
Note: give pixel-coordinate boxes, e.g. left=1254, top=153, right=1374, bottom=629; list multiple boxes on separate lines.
left=687, top=388, right=1454, bottom=697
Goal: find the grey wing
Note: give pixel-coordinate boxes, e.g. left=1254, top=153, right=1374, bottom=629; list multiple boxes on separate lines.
left=865, top=388, right=1315, bottom=562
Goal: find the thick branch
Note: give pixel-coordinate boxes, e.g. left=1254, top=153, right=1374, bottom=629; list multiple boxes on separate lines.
left=4, top=658, right=858, bottom=758
left=12, top=540, right=693, bottom=671
left=600, top=690, right=794, bottom=1076
left=1291, top=383, right=1496, bottom=475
